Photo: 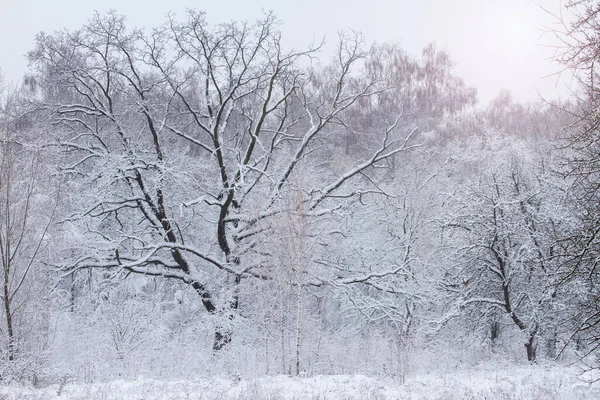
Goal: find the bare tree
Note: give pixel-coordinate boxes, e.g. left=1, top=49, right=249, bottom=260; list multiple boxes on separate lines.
left=443, top=152, right=563, bottom=362
left=549, top=0, right=600, bottom=364
left=28, top=11, right=416, bottom=350
left=0, top=81, right=57, bottom=366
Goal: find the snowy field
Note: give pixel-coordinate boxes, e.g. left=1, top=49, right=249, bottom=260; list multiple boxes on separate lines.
left=2, top=365, right=600, bottom=399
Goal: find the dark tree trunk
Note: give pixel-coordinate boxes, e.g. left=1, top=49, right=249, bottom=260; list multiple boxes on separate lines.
left=211, top=276, right=241, bottom=351
left=490, top=321, right=500, bottom=347
left=213, top=330, right=231, bottom=351
left=190, top=280, right=231, bottom=351
left=525, top=332, right=538, bottom=363
left=3, top=275, right=14, bottom=361
left=546, top=327, right=557, bottom=359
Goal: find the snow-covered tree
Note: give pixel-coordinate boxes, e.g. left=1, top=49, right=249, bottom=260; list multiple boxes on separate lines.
left=442, top=135, right=568, bottom=362
left=551, top=0, right=600, bottom=365
left=27, top=11, right=417, bottom=350
left=0, top=77, right=57, bottom=379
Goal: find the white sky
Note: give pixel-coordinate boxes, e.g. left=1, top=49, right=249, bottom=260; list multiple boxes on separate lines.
left=0, top=0, right=573, bottom=104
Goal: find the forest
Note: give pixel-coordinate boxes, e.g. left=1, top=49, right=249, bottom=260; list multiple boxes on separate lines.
left=2, top=1, right=600, bottom=398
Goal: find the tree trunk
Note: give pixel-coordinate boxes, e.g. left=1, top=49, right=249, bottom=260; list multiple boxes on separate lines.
left=3, top=274, right=14, bottom=361
left=490, top=321, right=500, bottom=344
left=203, top=276, right=240, bottom=351
left=213, top=330, right=231, bottom=351
left=525, top=332, right=538, bottom=363
left=294, top=276, right=302, bottom=377
left=70, top=270, right=76, bottom=313
left=546, top=327, right=557, bottom=359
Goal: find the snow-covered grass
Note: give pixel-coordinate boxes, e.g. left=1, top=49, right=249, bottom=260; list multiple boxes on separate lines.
left=1, top=365, right=599, bottom=399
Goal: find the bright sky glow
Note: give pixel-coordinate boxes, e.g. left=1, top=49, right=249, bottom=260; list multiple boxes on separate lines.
left=0, top=0, right=572, bottom=104
left=490, top=10, right=536, bottom=54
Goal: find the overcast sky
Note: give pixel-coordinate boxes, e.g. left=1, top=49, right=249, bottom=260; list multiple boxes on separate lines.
left=0, top=0, right=573, bottom=104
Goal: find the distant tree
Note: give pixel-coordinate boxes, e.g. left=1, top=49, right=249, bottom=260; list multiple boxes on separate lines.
left=0, top=79, right=57, bottom=370
left=443, top=142, right=566, bottom=362
left=344, top=42, right=477, bottom=152
left=364, top=43, right=477, bottom=122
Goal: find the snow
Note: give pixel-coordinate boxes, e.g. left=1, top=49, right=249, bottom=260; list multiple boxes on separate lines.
left=2, top=365, right=600, bottom=399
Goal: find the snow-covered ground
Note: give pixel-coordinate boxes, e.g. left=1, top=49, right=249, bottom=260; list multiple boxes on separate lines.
left=1, top=365, right=600, bottom=399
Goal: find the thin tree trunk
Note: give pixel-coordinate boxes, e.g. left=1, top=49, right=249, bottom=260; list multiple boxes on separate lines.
left=295, top=275, right=302, bottom=376
left=70, top=271, right=76, bottom=313
left=3, top=273, right=14, bottom=361
left=546, top=327, right=557, bottom=359
left=280, top=290, right=286, bottom=374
